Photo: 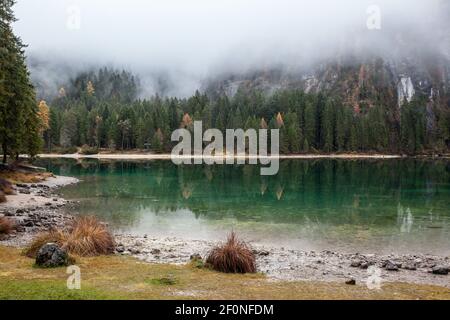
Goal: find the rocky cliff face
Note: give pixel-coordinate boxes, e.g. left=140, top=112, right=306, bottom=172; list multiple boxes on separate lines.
left=204, top=53, right=449, bottom=110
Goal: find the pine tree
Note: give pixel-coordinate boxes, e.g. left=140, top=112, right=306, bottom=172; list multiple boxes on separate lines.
left=0, top=0, right=40, bottom=162
left=303, top=101, right=316, bottom=150
left=322, top=99, right=335, bottom=152
left=152, top=128, right=164, bottom=153
left=60, top=110, right=78, bottom=148
left=285, top=112, right=301, bottom=153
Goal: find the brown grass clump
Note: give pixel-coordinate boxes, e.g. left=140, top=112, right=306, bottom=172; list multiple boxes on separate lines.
left=0, top=217, right=15, bottom=235
left=0, top=178, right=15, bottom=195
left=23, top=230, right=63, bottom=258
left=0, top=170, right=52, bottom=184
left=24, top=216, right=115, bottom=257
left=61, top=216, right=115, bottom=256
left=206, top=232, right=256, bottom=274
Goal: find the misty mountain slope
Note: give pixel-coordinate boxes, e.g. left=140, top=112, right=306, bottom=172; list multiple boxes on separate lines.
left=16, top=0, right=450, bottom=154
left=204, top=53, right=450, bottom=111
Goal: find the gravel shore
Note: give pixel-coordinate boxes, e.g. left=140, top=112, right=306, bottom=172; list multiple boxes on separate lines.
left=115, top=234, right=450, bottom=288
left=0, top=176, right=79, bottom=246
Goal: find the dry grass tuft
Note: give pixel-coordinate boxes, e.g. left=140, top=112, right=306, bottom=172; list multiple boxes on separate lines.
left=0, top=217, right=15, bottom=235
left=23, top=230, right=63, bottom=258
left=206, top=231, right=256, bottom=274
left=0, top=178, right=15, bottom=195
left=24, top=216, right=115, bottom=257
left=61, top=216, right=115, bottom=256
left=0, top=170, right=52, bottom=184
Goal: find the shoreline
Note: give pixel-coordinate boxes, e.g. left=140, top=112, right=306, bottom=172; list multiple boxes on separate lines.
left=0, top=175, right=79, bottom=246
left=115, top=234, right=450, bottom=288
left=1, top=174, right=449, bottom=289
left=37, top=153, right=406, bottom=160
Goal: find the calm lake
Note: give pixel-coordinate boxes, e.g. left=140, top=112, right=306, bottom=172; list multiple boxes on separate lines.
left=35, top=158, right=450, bottom=255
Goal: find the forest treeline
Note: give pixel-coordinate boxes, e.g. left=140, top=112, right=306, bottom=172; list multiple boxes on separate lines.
left=1, top=1, right=449, bottom=162
left=41, top=67, right=450, bottom=155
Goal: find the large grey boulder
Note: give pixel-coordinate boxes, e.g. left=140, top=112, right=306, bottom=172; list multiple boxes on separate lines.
left=35, top=243, right=69, bottom=268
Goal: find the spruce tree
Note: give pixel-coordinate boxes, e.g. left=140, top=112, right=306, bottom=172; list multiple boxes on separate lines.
left=0, top=0, right=41, bottom=162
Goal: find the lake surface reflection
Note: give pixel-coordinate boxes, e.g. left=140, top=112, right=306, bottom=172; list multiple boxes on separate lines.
left=35, top=158, right=450, bottom=254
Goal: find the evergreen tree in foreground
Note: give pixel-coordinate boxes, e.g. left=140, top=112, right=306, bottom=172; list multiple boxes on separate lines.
left=0, top=0, right=41, bottom=163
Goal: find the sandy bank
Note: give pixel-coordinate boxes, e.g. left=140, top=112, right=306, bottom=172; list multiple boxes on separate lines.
left=1, top=175, right=78, bottom=211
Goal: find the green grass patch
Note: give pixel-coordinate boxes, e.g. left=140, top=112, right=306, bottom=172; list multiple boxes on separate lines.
left=146, top=276, right=178, bottom=286
left=1, top=245, right=449, bottom=300
left=0, top=278, right=123, bottom=300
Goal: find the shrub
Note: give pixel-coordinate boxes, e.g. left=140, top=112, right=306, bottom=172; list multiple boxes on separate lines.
left=206, top=232, right=256, bottom=274
left=0, top=217, right=14, bottom=235
left=25, top=216, right=115, bottom=257
left=80, top=145, right=99, bottom=155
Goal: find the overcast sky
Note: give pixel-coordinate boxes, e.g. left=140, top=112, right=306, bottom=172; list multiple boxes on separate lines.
left=12, top=0, right=448, bottom=96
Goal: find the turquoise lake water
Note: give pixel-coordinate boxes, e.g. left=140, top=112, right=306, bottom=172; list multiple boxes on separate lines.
left=35, top=158, right=450, bottom=254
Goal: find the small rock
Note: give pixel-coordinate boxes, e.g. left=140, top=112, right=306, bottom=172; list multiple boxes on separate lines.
left=360, top=262, right=369, bottom=269
left=151, top=249, right=161, bottom=255
left=129, top=248, right=141, bottom=254
left=24, top=221, right=34, bottom=227
left=384, top=260, right=399, bottom=271
left=431, top=266, right=449, bottom=275
left=16, top=183, right=28, bottom=188
left=403, top=263, right=417, bottom=271
left=190, top=253, right=202, bottom=261
left=350, top=260, right=361, bottom=267
left=258, top=250, right=270, bottom=256
left=345, top=279, right=356, bottom=285
left=116, top=246, right=125, bottom=253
